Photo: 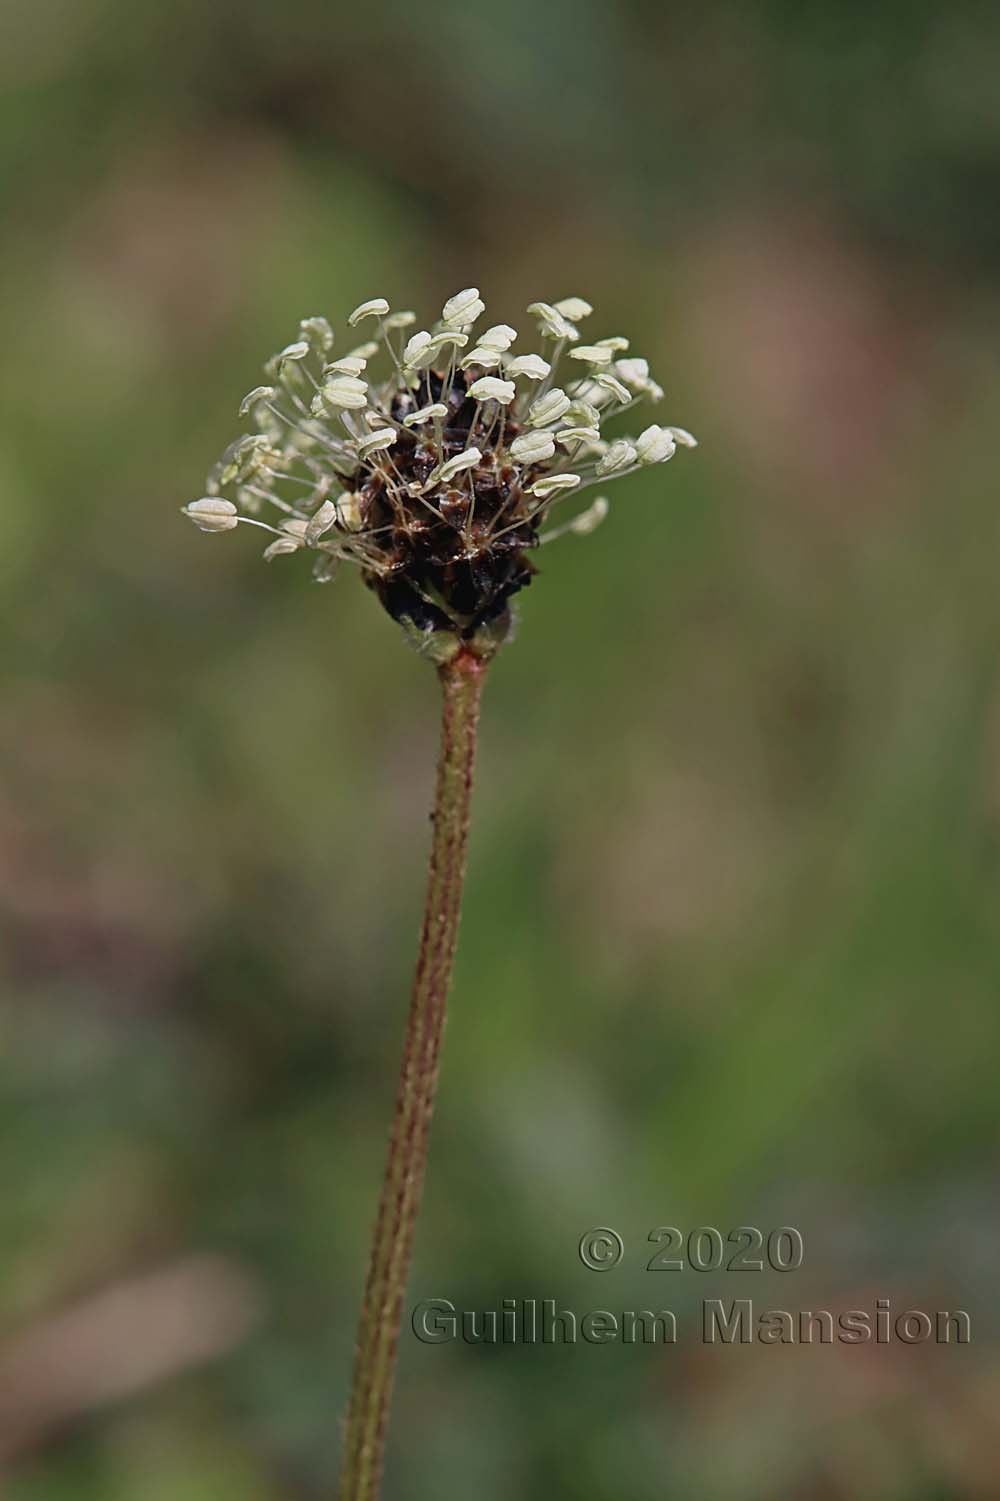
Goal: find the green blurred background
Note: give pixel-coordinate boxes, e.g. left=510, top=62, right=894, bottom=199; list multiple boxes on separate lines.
left=2, top=1, right=1000, bottom=1496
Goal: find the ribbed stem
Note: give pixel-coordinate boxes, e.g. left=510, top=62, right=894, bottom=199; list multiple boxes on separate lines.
left=338, top=650, right=488, bottom=1501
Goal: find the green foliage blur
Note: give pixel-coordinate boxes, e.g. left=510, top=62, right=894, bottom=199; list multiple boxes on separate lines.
left=2, top=2, right=999, bottom=1496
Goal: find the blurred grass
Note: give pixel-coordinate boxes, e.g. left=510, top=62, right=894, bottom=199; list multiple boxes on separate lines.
left=2, top=1, right=1000, bottom=1497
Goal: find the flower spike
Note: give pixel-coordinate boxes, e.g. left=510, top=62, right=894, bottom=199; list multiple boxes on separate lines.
left=184, top=290, right=695, bottom=657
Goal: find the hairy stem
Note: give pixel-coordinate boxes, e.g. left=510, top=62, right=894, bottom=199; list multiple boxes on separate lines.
left=338, top=650, right=488, bottom=1501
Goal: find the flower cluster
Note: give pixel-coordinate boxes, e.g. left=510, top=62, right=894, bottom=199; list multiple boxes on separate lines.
left=184, top=290, right=695, bottom=657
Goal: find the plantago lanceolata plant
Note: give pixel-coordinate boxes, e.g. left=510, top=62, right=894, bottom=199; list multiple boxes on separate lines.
left=184, top=288, right=695, bottom=1499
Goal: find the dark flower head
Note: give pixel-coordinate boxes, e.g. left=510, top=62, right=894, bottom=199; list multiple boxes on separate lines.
left=184, top=290, right=696, bottom=660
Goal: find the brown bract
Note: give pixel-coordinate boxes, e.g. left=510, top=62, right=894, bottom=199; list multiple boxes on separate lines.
left=365, top=366, right=536, bottom=641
